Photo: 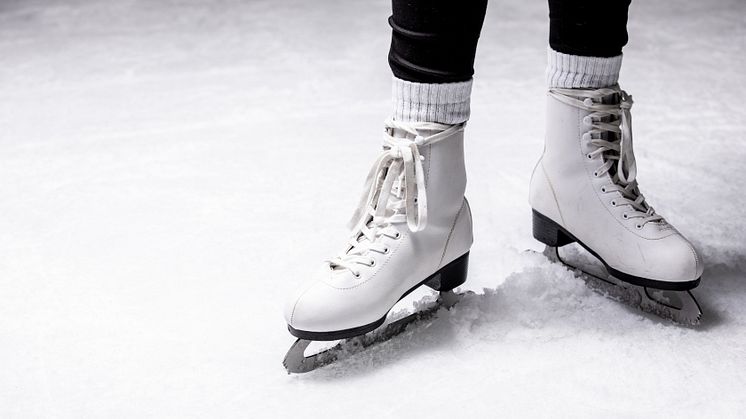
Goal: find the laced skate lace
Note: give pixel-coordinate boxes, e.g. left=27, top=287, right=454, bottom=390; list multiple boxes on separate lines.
left=327, top=118, right=464, bottom=277
left=548, top=86, right=663, bottom=228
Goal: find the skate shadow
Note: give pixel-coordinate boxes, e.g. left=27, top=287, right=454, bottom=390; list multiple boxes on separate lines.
left=689, top=255, right=746, bottom=331
left=606, top=290, right=725, bottom=331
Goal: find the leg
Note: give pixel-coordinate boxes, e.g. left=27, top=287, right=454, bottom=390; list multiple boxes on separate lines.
left=389, top=0, right=488, bottom=124
left=389, top=0, right=487, bottom=84
left=548, top=0, right=631, bottom=58
left=546, top=0, right=629, bottom=88
left=284, top=1, right=486, bottom=343
left=530, top=1, right=703, bottom=292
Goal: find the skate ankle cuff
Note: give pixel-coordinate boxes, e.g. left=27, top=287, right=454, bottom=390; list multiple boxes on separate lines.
left=546, top=48, right=622, bottom=89
left=392, top=77, right=472, bottom=124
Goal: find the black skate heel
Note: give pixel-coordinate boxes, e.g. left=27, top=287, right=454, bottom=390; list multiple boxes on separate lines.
left=425, top=252, right=469, bottom=292
left=532, top=210, right=575, bottom=247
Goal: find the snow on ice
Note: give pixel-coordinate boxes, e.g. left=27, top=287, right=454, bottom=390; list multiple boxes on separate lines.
left=1, top=0, right=745, bottom=417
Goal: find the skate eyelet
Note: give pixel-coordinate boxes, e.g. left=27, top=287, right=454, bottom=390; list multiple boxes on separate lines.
left=623, top=213, right=628, bottom=219
left=636, top=224, right=643, bottom=230
left=586, top=153, right=593, bottom=159
left=353, top=272, right=361, bottom=278
left=601, top=187, right=606, bottom=193
left=368, top=260, right=376, bottom=267
left=611, top=200, right=617, bottom=206
left=593, top=171, right=598, bottom=177
left=583, top=116, right=592, bottom=125
left=383, top=247, right=390, bottom=254
left=394, top=232, right=401, bottom=239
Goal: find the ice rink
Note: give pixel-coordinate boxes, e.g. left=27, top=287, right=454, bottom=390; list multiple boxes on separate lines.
left=1, top=0, right=745, bottom=417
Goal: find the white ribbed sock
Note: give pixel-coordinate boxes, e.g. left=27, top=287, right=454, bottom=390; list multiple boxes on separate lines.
left=546, top=48, right=623, bottom=88
left=391, top=77, right=472, bottom=124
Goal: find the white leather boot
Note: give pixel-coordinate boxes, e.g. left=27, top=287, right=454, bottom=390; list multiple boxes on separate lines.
left=284, top=118, right=473, bottom=340
left=530, top=85, right=703, bottom=290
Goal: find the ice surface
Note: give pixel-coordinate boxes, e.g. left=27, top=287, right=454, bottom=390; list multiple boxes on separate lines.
left=1, top=0, right=745, bottom=417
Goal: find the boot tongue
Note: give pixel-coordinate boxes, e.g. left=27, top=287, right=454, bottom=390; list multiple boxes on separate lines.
left=379, top=127, right=420, bottom=222
left=346, top=133, right=411, bottom=253
left=599, top=91, right=622, bottom=178
left=596, top=91, right=657, bottom=220
left=601, top=91, right=621, bottom=105
left=387, top=127, right=416, bottom=143
left=388, top=125, right=440, bottom=143
left=374, top=173, right=406, bottom=224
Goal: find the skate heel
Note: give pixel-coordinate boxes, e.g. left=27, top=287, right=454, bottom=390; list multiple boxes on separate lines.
left=425, top=252, right=469, bottom=292
left=532, top=210, right=574, bottom=247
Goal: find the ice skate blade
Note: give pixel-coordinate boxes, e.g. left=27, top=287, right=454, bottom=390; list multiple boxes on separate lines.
left=533, top=210, right=699, bottom=291
left=283, top=291, right=469, bottom=374
left=541, top=246, right=702, bottom=326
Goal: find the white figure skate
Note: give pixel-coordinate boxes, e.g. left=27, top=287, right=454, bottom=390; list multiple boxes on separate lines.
left=530, top=85, right=703, bottom=325
left=283, top=118, right=473, bottom=373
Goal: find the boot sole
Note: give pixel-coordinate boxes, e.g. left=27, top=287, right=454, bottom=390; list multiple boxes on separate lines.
left=287, top=251, right=469, bottom=341
left=532, top=209, right=700, bottom=291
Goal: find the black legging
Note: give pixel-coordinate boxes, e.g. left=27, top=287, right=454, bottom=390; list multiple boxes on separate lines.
left=389, top=0, right=632, bottom=83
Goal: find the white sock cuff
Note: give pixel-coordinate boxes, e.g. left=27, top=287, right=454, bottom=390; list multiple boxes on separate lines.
left=392, top=77, right=472, bottom=124
left=546, top=48, right=623, bottom=88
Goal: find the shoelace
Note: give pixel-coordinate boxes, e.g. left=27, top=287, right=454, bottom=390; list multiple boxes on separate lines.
left=327, top=118, right=464, bottom=276
left=548, top=86, right=663, bottom=227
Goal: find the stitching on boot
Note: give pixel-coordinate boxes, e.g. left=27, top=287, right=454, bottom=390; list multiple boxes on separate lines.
left=438, top=199, right=466, bottom=268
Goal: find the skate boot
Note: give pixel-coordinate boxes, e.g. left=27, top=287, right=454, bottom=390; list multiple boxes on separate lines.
left=530, top=85, right=704, bottom=324
left=283, top=118, right=473, bottom=372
